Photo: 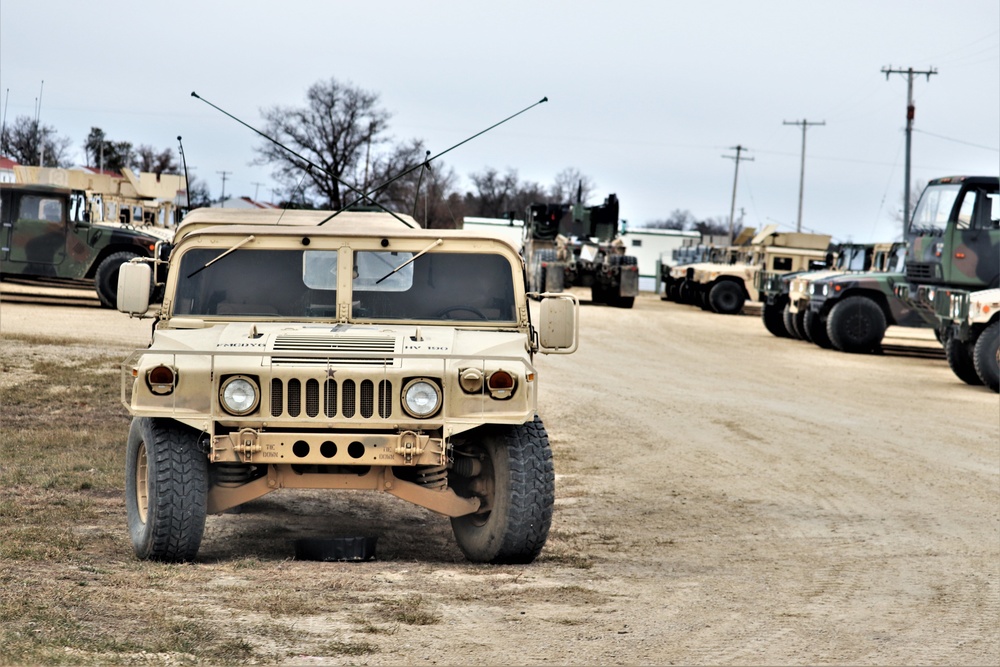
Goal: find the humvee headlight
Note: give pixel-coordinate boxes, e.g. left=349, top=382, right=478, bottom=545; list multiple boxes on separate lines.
left=220, top=376, right=259, bottom=415
left=402, top=379, right=441, bottom=418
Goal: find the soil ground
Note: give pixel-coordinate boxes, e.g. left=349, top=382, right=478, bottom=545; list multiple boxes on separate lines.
left=1, top=280, right=998, bottom=665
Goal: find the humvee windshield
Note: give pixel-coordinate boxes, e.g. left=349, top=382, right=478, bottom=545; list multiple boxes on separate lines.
left=173, top=248, right=518, bottom=322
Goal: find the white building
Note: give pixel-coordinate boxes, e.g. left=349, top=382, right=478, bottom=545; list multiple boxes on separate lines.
left=619, top=227, right=701, bottom=291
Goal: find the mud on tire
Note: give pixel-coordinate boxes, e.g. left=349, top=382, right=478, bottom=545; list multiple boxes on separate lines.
left=450, top=416, right=555, bottom=564
left=125, top=417, right=209, bottom=562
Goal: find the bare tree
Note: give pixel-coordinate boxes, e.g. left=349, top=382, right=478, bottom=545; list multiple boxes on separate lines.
left=133, top=145, right=179, bottom=174
left=1, top=115, right=72, bottom=167
left=254, top=78, right=394, bottom=210
left=465, top=167, right=522, bottom=217
left=551, top=167, right=595, bottom=204
left=83, top=127, right=135, bottom=172
left=646, top=209, right=697, bottom=230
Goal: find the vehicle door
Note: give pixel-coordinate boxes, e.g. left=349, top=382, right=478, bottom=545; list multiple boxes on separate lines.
left=4, top=190, right=69, bottom=269
left=943, top=184, right=999, bottom=288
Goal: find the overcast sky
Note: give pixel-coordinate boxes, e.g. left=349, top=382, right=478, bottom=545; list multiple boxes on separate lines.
left=1, top=0, right=997, bottom=242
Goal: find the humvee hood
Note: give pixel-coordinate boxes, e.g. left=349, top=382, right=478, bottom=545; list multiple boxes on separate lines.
left=152, top=322, right=527, bottom=359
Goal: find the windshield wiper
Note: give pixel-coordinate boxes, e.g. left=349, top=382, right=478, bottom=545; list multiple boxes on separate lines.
left=374, top=238, right=442, bottom=284
left=187, top=234, right=255, bottom=278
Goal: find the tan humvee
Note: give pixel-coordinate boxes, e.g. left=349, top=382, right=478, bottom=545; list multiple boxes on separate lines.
left=673, top=225, right=831, bottom=315
left=117, top=209, right=578, bottom=564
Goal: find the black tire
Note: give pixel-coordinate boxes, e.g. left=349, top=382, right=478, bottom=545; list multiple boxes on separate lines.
left=783, top=303, right=802, bottom=340
left=945, top=333, right=982, bottom=386
left=762, top=300, right=790, bottom=337
left=591, top=284, right=608, bottom=305
left=450, top=416, right=554, bottom=564
left=708, top=281, right=745, bottom=315
left=125, top=417, right=209, bottom=562
left=972, top=321, right=999, bottom=391
left=94, top=250, right=141, bottom=309
left=803, top=308, right=833, bottom=348
left=678, top=279, right=696, bottom=305
left=826, top=296, right=887, bottom=353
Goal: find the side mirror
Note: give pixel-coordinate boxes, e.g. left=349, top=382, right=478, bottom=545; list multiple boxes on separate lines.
left=537, top=293, right=578, bottom=354
left=117, top=261, right=151, bottom=316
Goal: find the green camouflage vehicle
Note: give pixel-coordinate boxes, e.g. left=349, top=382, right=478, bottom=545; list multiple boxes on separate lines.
left=933, top=288, right=999, bottom=392
left=756, top=242, right=868, bottom=339
left=894, top=176, right=999, bottom=327
left=0, top=182, right=172, bottom=307
left=803, top=242, right=934, bottom=353
left=116, top=208, right=578, bottom=564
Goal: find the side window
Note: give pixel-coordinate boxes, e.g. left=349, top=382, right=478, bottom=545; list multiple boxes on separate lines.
left=981, top=192, right=1000, bottom=229
left=955, top=191, right=975, bottom=229
left=18, top=196, right=63, bottom=223
left=631, top=239, right=642, bottom=247
left=772, top=256, right=792, bottom=271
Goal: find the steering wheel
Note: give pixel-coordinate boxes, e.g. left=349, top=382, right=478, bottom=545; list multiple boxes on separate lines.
left=435, top=305, right=489, bottom=320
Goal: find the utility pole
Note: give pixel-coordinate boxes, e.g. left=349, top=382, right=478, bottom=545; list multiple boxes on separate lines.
left=882, top=65, right=937, bottom=231
left=722, top=145, right=754, bottom=245
left=251, top=181, right=265, bottom=202
left=217, top=170, right=232, bottom=207
left=783, top=119, right=825, bottom=233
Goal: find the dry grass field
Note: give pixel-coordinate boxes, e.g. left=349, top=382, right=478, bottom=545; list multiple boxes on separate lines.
left=1, top=282, right=998, bottom=666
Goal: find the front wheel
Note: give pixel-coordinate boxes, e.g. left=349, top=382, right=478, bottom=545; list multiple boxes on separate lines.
left=450, top=417, right=555, bottom=564
left=973, top=321, right=999, bottom=391
left=803, top=308, right=832, bottom=348
left=761, top=300, right=790, bottom=338
left=826, top=296, right=887, bottom=353
left=708, top=281, right=745, bottom=315
left=125, top=417, right=209, bottom=562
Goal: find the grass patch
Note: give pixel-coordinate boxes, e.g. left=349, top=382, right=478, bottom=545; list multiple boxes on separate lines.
left=376, top=595, right=441, bottom=625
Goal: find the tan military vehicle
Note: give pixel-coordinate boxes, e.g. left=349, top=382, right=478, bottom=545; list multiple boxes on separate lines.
left=673, top=225, right=831, bottom=314
left=935, top=287, right=1000, bottom=392
left=116, top=208, right=579, bottom=564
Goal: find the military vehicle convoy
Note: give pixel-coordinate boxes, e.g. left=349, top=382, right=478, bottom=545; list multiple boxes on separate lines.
left=523, top=193, right=639, bottom=308
left=664, top=224, right=831, bottom=315
left=116, top=208, right=579, bottom=564
left=0, top=182, right=172, bottom=307
left=933, top=288, right=999, bottom=392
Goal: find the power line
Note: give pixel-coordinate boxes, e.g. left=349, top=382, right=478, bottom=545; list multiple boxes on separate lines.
left=721, top=145, right=754, bottom=245
left=217, top=170, right=232, bottom=207
left=783, top=119, right=826, bottom=233
left=881, top=65, right=938, bottom=232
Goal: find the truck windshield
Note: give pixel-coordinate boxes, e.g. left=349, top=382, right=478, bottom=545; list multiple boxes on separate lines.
left=173, top=248, right=517, bottom=323
left=910, top=184, right=962, bottom=233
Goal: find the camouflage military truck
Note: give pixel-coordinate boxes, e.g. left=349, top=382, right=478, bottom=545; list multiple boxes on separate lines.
left=0, top=182, right=172, bottom=307
left=894, top=176, right=999, bottom=326
left=802, top=242, right=934, bottom=353
left=756, top=242, right=871, bottom=339
left=932, top=288, right=999, bottom=392
left=116, top=208, right=579, bottom=564
left=671, top=225, right=831, bottom=315
left=523, top=193, right=639, bottom=308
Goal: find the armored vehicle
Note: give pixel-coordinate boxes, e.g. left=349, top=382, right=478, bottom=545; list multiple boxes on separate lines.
left=803, top=242, right=934, bottom=353
left=523, top=193, right=639, bottom=308
left=757, top=242, right=871, bottom=339
left=659, top=241, right=715, bottom=301
left=934, top=288, right=999, bottom=392
left=670, top=225, right=831, bottom=315
left=0, top=182, right=172, bottom=307
left=116, top=208, right=579, bottom=564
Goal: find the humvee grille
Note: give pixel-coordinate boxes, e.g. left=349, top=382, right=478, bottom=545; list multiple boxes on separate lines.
left=271, top=334, right=399, bottom=366
left=906, top=263, right=936, bottom=281
left=269, top=376, right=393, bottom=420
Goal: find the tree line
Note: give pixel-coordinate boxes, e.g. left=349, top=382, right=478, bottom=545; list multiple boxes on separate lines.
left=1, top=76, right=731, bottom=232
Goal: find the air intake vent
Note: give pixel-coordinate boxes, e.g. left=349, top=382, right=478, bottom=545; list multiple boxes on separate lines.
left=268, top=376, right=392, bottom=421
left=271, top=334, right=399, bottom=366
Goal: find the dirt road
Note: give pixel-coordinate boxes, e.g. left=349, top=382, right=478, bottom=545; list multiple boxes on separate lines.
left=2, top=282, right=998, bottom=665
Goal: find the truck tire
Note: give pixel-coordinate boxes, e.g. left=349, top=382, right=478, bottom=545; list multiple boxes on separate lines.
left=803, top=308, right=833, bottom=348
left=708, top=281, right=745, bottom=315
left=95, top=250, right=140, bottom=309
left=945, top=333, right=982, bottom=386
left=826, top=296, right=887, bottom=354
left=972, top=321, right=999, bottom=391
left=783, top=303, right=802, bottom=339
left=678, top=279, right=696, bottom=305
left=125, top=417, right=209, bottom=562
left=591, top=283, right=609, bottom=305
left=450, top=417, right=554, bottom=564
left=761, top=300, right=790, bottom=338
